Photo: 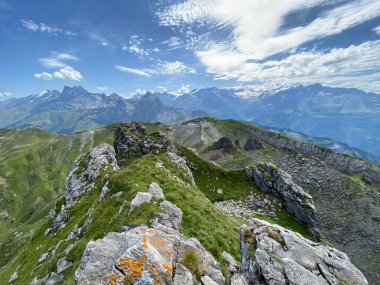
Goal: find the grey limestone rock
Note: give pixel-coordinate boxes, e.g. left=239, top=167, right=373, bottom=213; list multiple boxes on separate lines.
left=245, top=163, right=319, bottom=237
left=240, top=219, right=368, bottom=285
left=173, top=263, right=193, bottom=285
left=149, top=182, right=165, bottom=200
left=129, top=191, right=153, bottom=213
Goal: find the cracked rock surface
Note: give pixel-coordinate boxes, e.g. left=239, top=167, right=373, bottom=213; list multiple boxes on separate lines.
left=240, top=219, right=368, bottom=285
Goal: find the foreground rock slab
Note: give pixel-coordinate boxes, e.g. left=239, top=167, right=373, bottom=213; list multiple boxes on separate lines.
left=240, top=219, right=368, bottom=285
left=75, top=227, right=174, bottom=284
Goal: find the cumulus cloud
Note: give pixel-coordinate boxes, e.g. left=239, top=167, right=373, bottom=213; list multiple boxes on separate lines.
left=373, top=25, right=380, bottom=35
left=115, top=61, right=196, bottom=77
left=38, top=52, right=78, bottom=68
left=130, top=88, right=150, bottom=96
left=0, top=91, right=12, bottom=97
left=173, top=84, right=191, bottom=95
left=96, top=86, right=108, bottom=92
left=21, top=19, right=77, bottom=36
left=34, top=66, right=83, bottom=81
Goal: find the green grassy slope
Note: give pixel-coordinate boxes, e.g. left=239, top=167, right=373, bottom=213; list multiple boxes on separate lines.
left=0, top=123, right=314, bottom=284
left=0, top=127, right=114, bottom=234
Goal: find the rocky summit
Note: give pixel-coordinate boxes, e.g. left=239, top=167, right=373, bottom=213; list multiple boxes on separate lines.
left=0, top=120, right=377, bottom=285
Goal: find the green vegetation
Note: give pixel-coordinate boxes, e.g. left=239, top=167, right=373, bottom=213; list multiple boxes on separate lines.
left=177, top=145, right=260, bottom=201
left=180, top=249, right=202, bottom=279
left=0, top=149, right=244, bottom=284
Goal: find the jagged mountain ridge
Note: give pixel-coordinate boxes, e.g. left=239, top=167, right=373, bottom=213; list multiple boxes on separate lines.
left=0, top=86, right=194, bottom=133
left=0, top=121, right=372, bottom=284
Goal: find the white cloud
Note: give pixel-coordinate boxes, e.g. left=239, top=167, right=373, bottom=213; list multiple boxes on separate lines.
left=21, top=19, right=77, bottom=36
left=130, top=88, right=149, bottom=96
left=115, top=65, right=152, bottom=77
left=0, top=91, right=12, bottom=97
left=157, top=60, right=196, bottom=75
left=158, top=0, right=380, bottom=92
left=122, top=34, right=160, bottom=56
left=200, top=40, right=380, bottom=92
left=159, top=0, right=380, bottom=60
left=373, top=25, right=380, bottom=35
left=173, top=84, right=191, bottom=95
left=34, top=66, right=83, bottom=81
left=38, top=52, right=78, bottom=68
left=96, top=86, right=108, bottom=92
left=115, top=61, right=196, bottom=77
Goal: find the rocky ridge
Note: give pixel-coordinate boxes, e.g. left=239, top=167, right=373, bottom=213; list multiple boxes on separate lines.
left=240, top=219, right=368, bottom=285
left=245, top=163, right=319, bottom=238
left=243, top=126, right=380, bottom=185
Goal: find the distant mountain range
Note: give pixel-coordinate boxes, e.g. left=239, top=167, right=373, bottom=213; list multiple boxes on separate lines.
left=153, top=84, right=380, bottom=158
left=1, top=84, right=379, bottom=160
left=0, top=86, right=195, bottom=133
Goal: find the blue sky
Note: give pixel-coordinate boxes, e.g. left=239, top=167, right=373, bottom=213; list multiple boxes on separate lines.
left=0, top=0, right=380, bottom=99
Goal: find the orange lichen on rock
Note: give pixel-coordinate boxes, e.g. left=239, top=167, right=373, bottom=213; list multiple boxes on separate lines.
left=102, top=228, right=174, bottom=284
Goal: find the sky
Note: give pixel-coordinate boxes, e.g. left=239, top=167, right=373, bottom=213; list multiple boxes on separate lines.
left=0, top=0, right=380, bottom=98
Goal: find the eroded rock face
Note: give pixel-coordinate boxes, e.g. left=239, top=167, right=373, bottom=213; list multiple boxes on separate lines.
left=211, top=136, right=234, bottom=149
left=114, top=122, right=168, bottom=164
left=240, top=219, right=368, bottom=285
left=75, top=227, right=174, bottom=285
left=245, top=163, right=319, bottom=237
left=64, top=143, right=119, bottom=205
left=50, top=144, right=119, bottom=233
left=244, top=136, right=263, bottom=151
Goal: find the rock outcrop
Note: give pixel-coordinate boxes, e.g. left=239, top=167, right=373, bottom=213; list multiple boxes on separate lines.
left=64, top=143, right=119, bottom=205
left=75, top=227, right=174, bottom=284
left=211, top=136, right=234, bottom=150
left=244, top=136, right=263, bottom=151
left=75, top=182, right=225, bottom=285
left=245, top=163, right=319, bottom=237
left=240, top=219, right=368, bottom=285
left=50, top=143, right=119, bottom=233
left=114, top=122, right=168, bottom=164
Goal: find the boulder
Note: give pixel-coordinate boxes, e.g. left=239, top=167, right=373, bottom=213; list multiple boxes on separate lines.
left=173, top=263, right=193, bottom=285
left=175, top=237, right=225, bottom=285
left=75, top=227, right=175, bottom=285
left=129, top=192, right=153, bottom=213
left=245, top=163, right=319, bottom=237
left=240, top=219, right=368, bottom=285
left=222, top=251, right=239, bottom=273
left=56, top=258, right=73, bottom=273
left=230, top=274, right=248, bottom=285
left=151, top=200, right=183, bottom=232
left=244, top=136, right=263, bottom=151
left=149, top=182, right=165, bottom=200
left=201, top=275, right=219, bottom=285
